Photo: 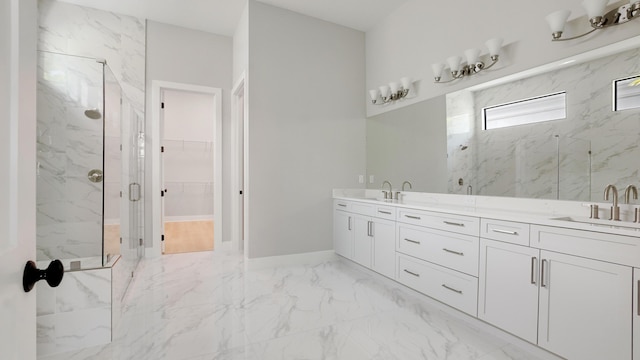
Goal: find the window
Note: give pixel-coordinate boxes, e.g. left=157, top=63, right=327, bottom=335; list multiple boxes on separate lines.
left=482, top=92, right=566, bottom=130
left=613, top=74, right=640, bottom=111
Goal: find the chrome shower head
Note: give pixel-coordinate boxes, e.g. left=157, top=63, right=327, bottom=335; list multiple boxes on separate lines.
left=84, top=108, right=102, bottom=120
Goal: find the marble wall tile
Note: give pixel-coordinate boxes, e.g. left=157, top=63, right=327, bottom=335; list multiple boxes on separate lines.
left=56, top=269, right=111, bottom=313
left=54, top=307, right=111, bottom=354
left=448, top=46, right=640, bottom=201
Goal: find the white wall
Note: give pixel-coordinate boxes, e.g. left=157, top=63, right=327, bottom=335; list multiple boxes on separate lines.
left=145, top=21, right=232, bottom=251
left=233, top=2, right=248, bottom=84
left=247, top=1, right=366, bottom=258
left=366, top=0, right=640, bottom=117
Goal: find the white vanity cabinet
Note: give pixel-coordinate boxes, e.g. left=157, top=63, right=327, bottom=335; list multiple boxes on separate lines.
left=333, top=201, right=353, bottom=259
left=478, top=238, right=540, bottom=344
left=480, top=222, right=633, bottom=360
left=536, top=250, right=631, bottom=360
left=334, top=200, right=397, bottom=279
left=635, top=268, right=640, bottom=360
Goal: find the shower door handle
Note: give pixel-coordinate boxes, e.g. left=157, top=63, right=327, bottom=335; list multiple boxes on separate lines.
left=129, top=183, right=141, bottom=201
left=23, top=260, right=64, bottom=292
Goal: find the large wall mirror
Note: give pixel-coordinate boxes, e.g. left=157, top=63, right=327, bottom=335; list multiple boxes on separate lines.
left=367, top=35, right=640, bottom=202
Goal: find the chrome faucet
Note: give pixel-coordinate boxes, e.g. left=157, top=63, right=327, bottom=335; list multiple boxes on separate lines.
left=381, top=180, right=392, bottom=199
left=394, top=181, right=413, bottom=200
left=604, top=184, right=620, bottom=221
left=624, top=184, right=639, bottom=223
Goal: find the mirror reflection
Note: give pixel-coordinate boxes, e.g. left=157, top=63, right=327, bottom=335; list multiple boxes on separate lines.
left=367, top=36, right=640, bottom=201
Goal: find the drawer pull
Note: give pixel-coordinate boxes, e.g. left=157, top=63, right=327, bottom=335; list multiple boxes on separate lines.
left=403, top=269, right=420, bottom=277
left=337, top=203, right=347, bottom=207
left=405, top=215, right=421, bottom=220
left=492, top=228, right=518, bottom=235
left=378, top=210, right=392, bottom=215
left=404, top=238, right=421, bottom=245
left=443, top=221, right=465, bottom=227
left=442, top=248, right=464, bottom=256
left=441, top=284, right=463, bottom=294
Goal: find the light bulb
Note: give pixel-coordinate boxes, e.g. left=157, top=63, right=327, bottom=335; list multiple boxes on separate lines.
left=545, top=10, right=571, bottom=33
left=582, top=0, right=607, bottom=19
left=431, top=63, right=445, bottom=78
left=369, top=89, right=379, bottom=101
left=379, top=85, right=390, bottom=98
left=389, top=82, right=400, bottom=94
left=485, top=38, right=503, bottom=57
left=447, top=56, right=462, bottom=72
left=400, top=77, right=411, bottom=89
left=464, top=49, right=480, bottom=65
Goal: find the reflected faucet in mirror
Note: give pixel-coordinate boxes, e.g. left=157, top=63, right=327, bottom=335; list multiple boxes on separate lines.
left=604, top=184, right=620, bottom=221
left=381, top=180, right=392, bottom=200
left=624, top=184, right=639, bottom=223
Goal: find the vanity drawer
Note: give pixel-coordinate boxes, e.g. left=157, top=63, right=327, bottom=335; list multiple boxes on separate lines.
left=334, top=200, right=352, bottom=211
left=397, top=223, right=479, bottom=276
left=481, top=218, right=530, bottom=246
left=374, top=205, right=396, bottom=220
left=397, top=208, right=480, bottom=236
left=530, top=225, right=640, bottom=267
left=349, top=202, right=376, bottom=216
left=397, top=253, right=478, bottom=316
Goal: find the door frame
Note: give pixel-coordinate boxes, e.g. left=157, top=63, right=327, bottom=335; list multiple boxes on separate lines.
left=231, top=72, right=248, bottom=256
left=151, top=81, right=222, bottom=256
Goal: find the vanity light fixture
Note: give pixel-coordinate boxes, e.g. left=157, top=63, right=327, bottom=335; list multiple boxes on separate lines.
left=431, top=38, right=503, bottom=84
left=369, top=77, right=412, bottom=105
left=545, top=0, right=640, bottom=41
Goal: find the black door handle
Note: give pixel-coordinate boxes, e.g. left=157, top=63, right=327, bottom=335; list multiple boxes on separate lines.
left=23, top=260, right=64, bottom=292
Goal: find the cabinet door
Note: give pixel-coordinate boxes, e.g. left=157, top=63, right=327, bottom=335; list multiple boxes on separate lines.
left=634, top=268, right=639, bottom=360
left=352, top=214, right=372, bottom=268
left=372, top=218, right=396, bottom=279
left=333, top=210, right=353, bottom=259
left=538, top=251, right=632, bottom=360
left=478, top=239, right=540, bottom=344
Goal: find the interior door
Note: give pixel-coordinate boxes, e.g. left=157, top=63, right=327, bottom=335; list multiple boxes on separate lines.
left=160, top=90, right=166, bottom=254
left=0, top=0, right=38, bottom=358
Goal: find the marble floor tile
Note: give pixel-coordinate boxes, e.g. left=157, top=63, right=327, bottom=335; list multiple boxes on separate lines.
left=38, top=250, right=552, bottom=360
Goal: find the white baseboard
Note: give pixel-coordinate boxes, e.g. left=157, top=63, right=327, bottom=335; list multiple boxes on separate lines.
left=164, top=215, right=214, bottom=222
left=246, top=250, right=338, bottom=270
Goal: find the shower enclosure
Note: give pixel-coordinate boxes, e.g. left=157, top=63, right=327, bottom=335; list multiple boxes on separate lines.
left=36, top=51, right=144, bottom=355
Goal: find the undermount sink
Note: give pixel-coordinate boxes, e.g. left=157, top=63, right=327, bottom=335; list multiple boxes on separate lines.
left=550, top=216, right=640, bottom=231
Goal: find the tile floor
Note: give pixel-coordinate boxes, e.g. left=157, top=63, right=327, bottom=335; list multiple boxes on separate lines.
left=38, top=251, right=556, bottom=360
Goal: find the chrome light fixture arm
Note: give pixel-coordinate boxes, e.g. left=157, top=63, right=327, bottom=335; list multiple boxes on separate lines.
left=549, top=1, right=640, bottom=41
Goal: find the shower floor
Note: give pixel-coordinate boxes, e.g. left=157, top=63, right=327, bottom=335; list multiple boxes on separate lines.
left=164, top=220, right=214, bottom=254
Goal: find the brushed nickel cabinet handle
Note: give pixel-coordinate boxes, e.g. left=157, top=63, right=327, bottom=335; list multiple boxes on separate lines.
left=404, top=238, right=421, bottom=245
left=443, top=221, right=465, bottom=227
left=337, top=203, right=347, bottom=207
left=541, top=259, right=548, bottom=288
left=403, top=269, right=420, bottom=277
left=492, top=228, right=518, bottom=235
left=348, top=216, right=352, bottom=231
left=405, top=215, right=421, bottom=220
left=531, top=257, right=538, bottom=285
left=442, top=248, right=464, bottom=256
left=637, top=280, right=639, bottom=316
left=378, top=210, right=392, bottom=215
left=441, top=284, right=463, bottom=294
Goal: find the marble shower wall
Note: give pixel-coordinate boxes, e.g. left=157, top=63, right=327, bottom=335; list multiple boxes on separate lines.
left=37, top=0, right=146, bottom=260
left=36, top=52, right=105, bottom=260
left=447, top=46, right=640, bottom=201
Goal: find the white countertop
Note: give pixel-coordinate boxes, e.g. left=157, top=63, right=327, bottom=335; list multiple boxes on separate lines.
left=333, top=189, right=640, bottom=238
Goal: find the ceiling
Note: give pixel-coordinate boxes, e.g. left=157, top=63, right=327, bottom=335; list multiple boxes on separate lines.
left=56, top=0, right=411, bottom=36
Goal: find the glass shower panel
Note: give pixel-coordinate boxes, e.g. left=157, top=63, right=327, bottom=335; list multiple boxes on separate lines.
left=36, top=52, right=104, bottom=263
left=103, top=64, right=122, bottom=266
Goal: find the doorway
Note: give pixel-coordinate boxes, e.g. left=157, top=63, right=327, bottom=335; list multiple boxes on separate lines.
left=152, top=82, right=222, bottom=255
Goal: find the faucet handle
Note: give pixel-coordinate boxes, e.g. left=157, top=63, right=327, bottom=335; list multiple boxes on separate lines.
left=381, top=190, right=388, bottom=199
